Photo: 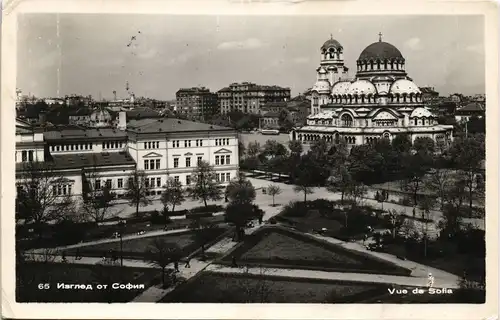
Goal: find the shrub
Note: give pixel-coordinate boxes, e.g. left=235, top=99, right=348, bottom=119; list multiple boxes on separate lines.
left=190, top=205, right=224, bottom=214
left=186, top=212, right=213, bottom=220
left=281, top=201, right=307, bottom=218
left=268, top=217, right=277, bottom=224
left=150, top=210, right=170, bottom=225
left=398, top=196, right=413, bottom=206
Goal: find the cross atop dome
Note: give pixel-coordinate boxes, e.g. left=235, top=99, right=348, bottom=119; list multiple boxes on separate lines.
left=378, top=32, right=383, bottom=42
left=330, top=33, right=333, bottom=40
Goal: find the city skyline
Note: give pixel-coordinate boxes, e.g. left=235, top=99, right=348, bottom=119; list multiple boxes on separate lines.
left=17, top=14, right=485, bottom=100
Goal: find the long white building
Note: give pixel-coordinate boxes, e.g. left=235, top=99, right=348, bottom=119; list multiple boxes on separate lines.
left=15, top=113, right=239, bottom=199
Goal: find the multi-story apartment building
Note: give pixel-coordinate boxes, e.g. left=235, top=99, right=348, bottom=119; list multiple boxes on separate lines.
left=175, top=87, right=218, bottom=119
left=15, top=113, right=239, bottom=201
left=217, top=82, right=291, bottom=115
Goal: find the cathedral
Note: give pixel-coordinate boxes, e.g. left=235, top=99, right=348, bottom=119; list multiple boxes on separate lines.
left=289, top=34, right=454, bottom=147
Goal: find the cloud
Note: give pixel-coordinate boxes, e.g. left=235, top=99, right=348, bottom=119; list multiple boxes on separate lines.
left=292, top=57, right=310, bottom=64
left=404, top=37, right=423, bottom=51
left=465, top=44, right=483, bottom=54
left=217, top=38, right=265, bottom=50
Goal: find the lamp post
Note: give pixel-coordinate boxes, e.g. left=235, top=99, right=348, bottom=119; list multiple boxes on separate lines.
left=118, top=219, right=125, bottom=267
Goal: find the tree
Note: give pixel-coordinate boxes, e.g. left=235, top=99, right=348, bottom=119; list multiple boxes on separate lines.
left=160, top=178, right=185, bottom=225
left=400, top=153, right=429, bottom=217
left=288, top=140, right=303, bottom=156
left=16, top=161, right=76, bottom=237
left=287, top=140, right=303, bottom=182
left=145, top=239, right=182, bottom=288
left=246, top=141, right=261, bottom=158
left=425, top=168, right=453, bottom=209
left=292, top=154, right=318, bottom=202
left=327, top=166, right=352, bottom=204
left=391, top=134, right=412, bottom=154
left=80, top=165, right=116, bottom=223
left=413, top=137, right=435, bottom=155
left=262, top=140, right=289, bottom=179
left=346, top=181, right=367, bottom=208
left=191, top=217, right=216, bottom=254
left=237, top=135, right=246, bottom=159
left=267, top=184, right=282, bottom=207
left=225, top=202, right=256, bottom=241
left=189, top=160, right=222, bottom=207
left=449, top=135, right=485, bottom=215
left=387, top=209, right=406, bottom=239
left=125, top=169, right=152, bottom=217
left=226, top=176, right=256, bottom=205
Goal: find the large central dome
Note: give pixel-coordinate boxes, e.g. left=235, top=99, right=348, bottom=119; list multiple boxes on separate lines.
left=358, top=41, right=403, bottom=61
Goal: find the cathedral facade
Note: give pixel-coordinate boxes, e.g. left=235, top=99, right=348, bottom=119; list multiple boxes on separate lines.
left=290, top=35, right=454, bottom=147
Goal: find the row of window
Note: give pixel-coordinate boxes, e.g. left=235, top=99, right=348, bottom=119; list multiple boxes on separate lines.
left=51, top=144, right=93, bottom=152
left=103, top=141, right=125, bottom=150
left=19, top=150, right=35, bottom=162
left=52, top=184, right=73, bottom=196
left=173, top=156, right=203, bottom=168
left=215, top=155, right=231, bottom=165
left=144, top=159, right=161, bottom=170
left=144, top=141, right=160, bottom=149
left=215, top=138, right=230, bottom=146
left=216, top=172, right=231, bottom=183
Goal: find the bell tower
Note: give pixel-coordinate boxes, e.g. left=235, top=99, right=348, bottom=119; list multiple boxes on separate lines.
left=319, top=35, right=349, bottom=85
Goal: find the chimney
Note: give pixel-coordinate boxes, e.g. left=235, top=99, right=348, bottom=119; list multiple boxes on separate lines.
left=39, top=112, right=47, bottom=126
left=118, top=111, right=127, bottom=131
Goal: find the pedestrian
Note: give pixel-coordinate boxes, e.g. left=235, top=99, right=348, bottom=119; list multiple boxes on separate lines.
left=61, top=251, right=67, bottom=263
left=184, top=258, right=191, bottom=268
left=427, top=273, right=434, bottom=288
left=75, top=248, right=81, bottom=260
left=174, top=260, right=179, bottom=272
left=258, top=213, right=263, bottom=225
left=231, top=256, right=237, bottom=267
left=362, top=234, right=367, bottom=245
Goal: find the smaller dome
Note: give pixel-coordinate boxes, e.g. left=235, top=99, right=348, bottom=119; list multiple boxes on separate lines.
left=410, top=107, right=434, bottom=118
left=390, top=79, right=421, bottom=95
left=313, top=79, right=331, bottom=93
left=321, top=38, right=342, bottom=50
left=331, top=81, right=351, bottom=95
left=347, top=80, right=377, bottom=95
left=318, top=67, right=327, bottom=74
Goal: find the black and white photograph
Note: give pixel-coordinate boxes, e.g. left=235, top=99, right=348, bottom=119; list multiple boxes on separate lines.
left=1, top=0, right=498, bottom=319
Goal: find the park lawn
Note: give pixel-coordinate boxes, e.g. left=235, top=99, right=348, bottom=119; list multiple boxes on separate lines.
left=221, top=227, right=411, bottom=276
left=68, top=227, right=228, bottom=260
left=241, top=232, right=362, bottom=265
left=284, top=209, right=343, bottom=234
left=16, top=262, right=160, bottom=303
left=161, top=271, right=386, bottom=303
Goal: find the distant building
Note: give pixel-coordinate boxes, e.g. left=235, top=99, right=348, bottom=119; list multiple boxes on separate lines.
left=455, top=102, right=485, bottom=122
left=419, top=87, right=439, bottom=104
left=217, top=82, right=291, bottom=115
left=16, top=113, right=240, bottom=201
left=68, top=108, right=93, bottom=126
left=176, top=87, right=218, bottom=120
left=261, top=111, right=281, bottom=129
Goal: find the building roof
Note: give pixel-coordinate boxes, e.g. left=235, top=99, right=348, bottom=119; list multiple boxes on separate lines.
left=419, top=87, right=438, bottom=94
left=16, top=152, right=136, bottom=171
left=127, top=118, right=234, bottom=134
left=458, top=102, right=485, bottom=112
left=126, top=108, right=162, bottom=120
left=358, top=41, right=404, bottom=62
left=44, top=127, right=127, bottom=141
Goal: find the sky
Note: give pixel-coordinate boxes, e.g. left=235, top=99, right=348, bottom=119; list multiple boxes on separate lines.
left=17, top=14, right=485, bottom=100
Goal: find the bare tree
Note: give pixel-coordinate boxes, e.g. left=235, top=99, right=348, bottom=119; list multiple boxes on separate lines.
left=80, top=165, right=117, bottom=223
left=387, top=209, right=406, bottom=239
left=267, top=184, right=282, bottom=207
left=346, top=181, right=367, bottom=208
left=16, top=161, right=76, bottom=237
left=125, top=169, right=152, bottom=217
left=161, top=177, right=185, bottom=225
left=225, top=265, right=272, bottom=303
left=189, top=160, right=222, bottom=207
left=191, top=217, right=217, bottom=254
left=425, top=168, right=453, bottom=210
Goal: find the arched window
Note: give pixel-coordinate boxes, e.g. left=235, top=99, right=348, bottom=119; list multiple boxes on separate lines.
left=341, top=114, right=353, bottom=127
